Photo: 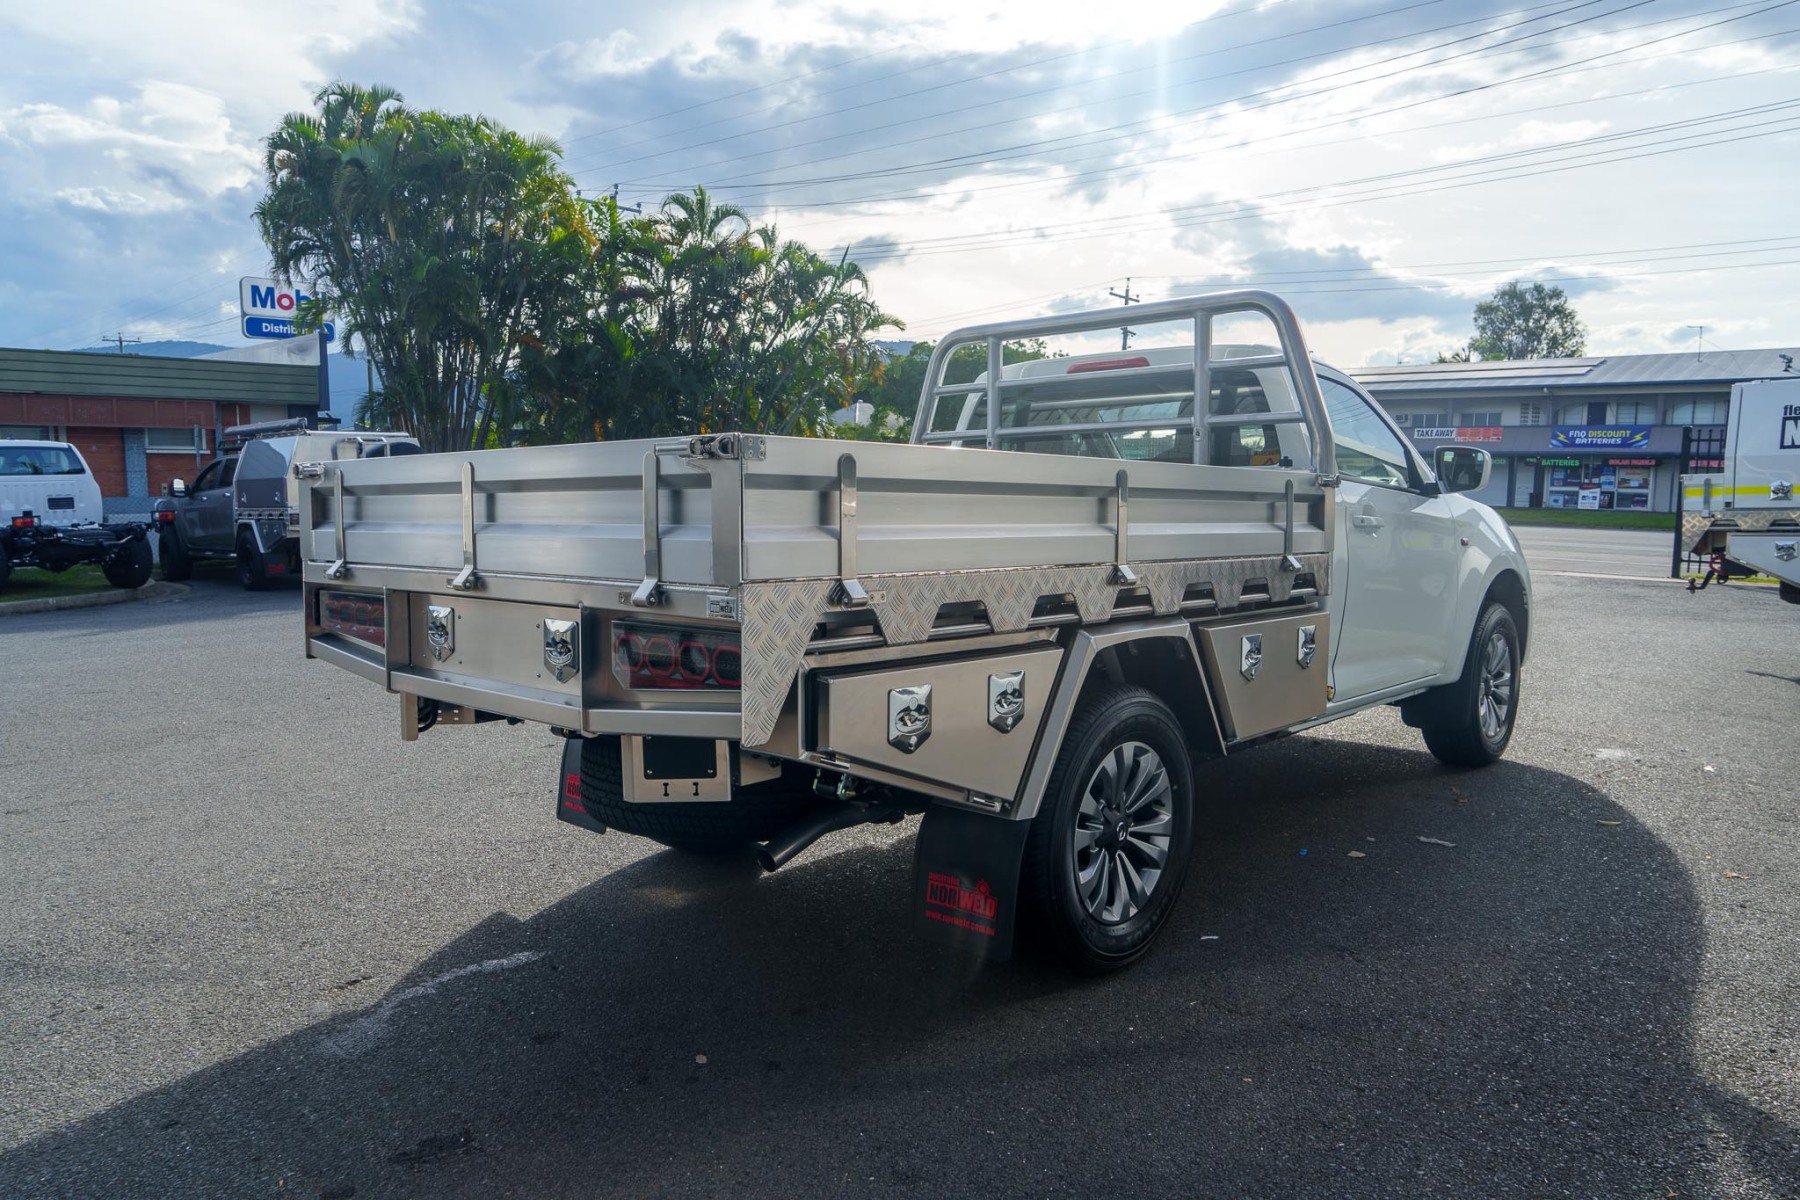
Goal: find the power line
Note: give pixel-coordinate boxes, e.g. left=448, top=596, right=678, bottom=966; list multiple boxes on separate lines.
left=827, top=100, right=1800, bottom=265
left=561, top=42, right=919, bottom=147
left=608, top=0, right=1645, bottom=191
left=904, top=235, right=1800, bottom=327
left=713, top=0, right=1782, bottom=205
left=576, top=0, right=1375, bottom=178
left=739, top=41, right=1797, bottom=224
left=906, top=257, right=1800, bottom=339
left=618, top=0, right=1787, bottom=252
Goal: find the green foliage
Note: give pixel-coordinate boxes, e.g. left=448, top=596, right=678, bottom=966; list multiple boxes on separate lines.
left=1467, top=281, right=1587, bottom=361
left=838, top=338, right=1059, bottom=442
left=255, top=84, right=584, bottom=452
left=255, top=86, right=900, bottom=450
left=514, top=187, right=900, bottom=445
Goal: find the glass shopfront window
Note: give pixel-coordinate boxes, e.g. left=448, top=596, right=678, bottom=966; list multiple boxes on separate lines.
left=1541, top=457, right=1656, bottom=510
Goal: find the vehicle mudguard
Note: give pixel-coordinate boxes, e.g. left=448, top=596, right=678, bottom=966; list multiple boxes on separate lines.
left=554, top=736, right=607, bottom=835
left=912, top=805, right=1030, bottom=963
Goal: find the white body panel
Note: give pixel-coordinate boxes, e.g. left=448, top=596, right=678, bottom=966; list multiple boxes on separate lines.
left=0, top=440, right=104, bottom=527
left=1329, top=481, right=1463, bottom=699
left=1681, top=378, right=1800, bottom=514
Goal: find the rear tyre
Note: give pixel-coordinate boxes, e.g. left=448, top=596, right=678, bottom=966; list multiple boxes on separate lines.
left=1021, top=685, right=1196, bottom=974
left=102, top=538, right=154, bottom=590
left=235, top=531, right=273, bottom=591
left=158, top=527, right=192, bottom=581
left=1411, top=602, right=1521, bottom=768
left=577, top=736, right=822, bottom=853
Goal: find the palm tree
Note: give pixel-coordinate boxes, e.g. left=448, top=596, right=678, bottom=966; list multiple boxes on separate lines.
left=255, top=86, right=585, bottom=451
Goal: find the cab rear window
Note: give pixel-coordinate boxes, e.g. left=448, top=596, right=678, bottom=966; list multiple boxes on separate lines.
left=0, top=446, right=86, bottom=476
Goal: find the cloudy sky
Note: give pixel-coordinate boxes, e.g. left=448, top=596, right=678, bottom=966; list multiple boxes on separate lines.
left=2, top=0, right=1796, bottom=369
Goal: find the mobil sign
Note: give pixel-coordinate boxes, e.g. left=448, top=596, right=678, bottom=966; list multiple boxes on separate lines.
left=239, top=277, right=335, bottom=342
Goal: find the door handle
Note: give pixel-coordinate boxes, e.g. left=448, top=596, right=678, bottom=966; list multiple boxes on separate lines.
left=1353, top=513, right=1385, bottom=530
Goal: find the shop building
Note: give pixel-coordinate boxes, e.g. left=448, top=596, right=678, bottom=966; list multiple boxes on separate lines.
left=1350, top=348, right=1798, bottom=512
left=0, top=347, right=318, bottom=519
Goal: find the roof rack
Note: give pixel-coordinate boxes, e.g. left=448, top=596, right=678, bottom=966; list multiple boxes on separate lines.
left=221, top=416, right=341, bottom=451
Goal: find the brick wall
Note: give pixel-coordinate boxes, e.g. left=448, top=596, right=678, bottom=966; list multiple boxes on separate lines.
left=66, top=427, right=127, bottom=498
left=145, top=452, right=207, bottom=499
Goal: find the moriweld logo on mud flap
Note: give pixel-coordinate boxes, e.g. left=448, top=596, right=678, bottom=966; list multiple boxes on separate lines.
left=554, top=736, right=606, bottom=835
left=912, top=805, right=1030, bottom=962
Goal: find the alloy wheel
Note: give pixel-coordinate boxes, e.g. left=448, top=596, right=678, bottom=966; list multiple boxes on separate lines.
left=1072, top=741, right=1175, bottom=924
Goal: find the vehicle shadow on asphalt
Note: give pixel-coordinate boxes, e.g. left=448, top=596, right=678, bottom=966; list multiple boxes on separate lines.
left=3, top=737, right=1794, bottom=1198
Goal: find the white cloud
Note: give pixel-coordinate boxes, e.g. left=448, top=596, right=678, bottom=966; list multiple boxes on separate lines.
left=1, top=0, right=1798, bottom=362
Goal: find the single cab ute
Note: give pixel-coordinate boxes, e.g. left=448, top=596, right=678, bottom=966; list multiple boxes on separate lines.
left=294, top=292, right=1531, bottom=971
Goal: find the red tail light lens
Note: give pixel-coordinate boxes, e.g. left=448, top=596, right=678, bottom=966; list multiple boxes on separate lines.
left=319, top=589, right=385, bottom=648
left=614, top=620, right=740, bottom=690
left=11, top=514, right=37, bottom=529
left=155, top=510, right=175, bottom=523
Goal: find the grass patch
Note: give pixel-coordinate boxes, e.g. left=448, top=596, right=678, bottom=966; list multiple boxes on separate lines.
left=0, top=564, right=128, bottom=602
left=1495, top=507, right=1675, bottom=531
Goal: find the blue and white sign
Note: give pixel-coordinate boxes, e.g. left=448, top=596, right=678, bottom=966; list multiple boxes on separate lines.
left=1550, top=425, right=1651, bottom=449
left=239, top=276, right=334, bottom=341
left=243, top=315, right=335, bottom=341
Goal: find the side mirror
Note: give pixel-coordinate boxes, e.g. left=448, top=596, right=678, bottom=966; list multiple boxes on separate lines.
left=1434, top=446, right=1491, bottom=495
left=169, top=478, right=187, bottom=498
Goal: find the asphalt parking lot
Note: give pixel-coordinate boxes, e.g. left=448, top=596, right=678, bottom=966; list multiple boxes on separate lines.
left=2, top=564, right=1796, bottom=1198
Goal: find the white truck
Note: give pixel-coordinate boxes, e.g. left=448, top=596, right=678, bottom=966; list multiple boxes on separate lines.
left=292, top=292, right=1532, bottom=972
left=0, top=439, right=153, bottom=596
left=1679, top=376, right=1800, bottom=603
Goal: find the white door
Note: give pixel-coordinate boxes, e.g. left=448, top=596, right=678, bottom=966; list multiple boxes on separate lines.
left=1317, top=377, right=1464, bottom=702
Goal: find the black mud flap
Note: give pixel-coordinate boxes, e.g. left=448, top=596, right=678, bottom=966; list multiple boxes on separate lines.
left=555, top=736, right=606, bottom=835
left=912, top=805, right=1031, bottom=963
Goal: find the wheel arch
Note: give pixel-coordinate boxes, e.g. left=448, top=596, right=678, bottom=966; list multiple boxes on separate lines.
left=1015, top=620, right=1224, bottom=822
left=1483, top=567, right=1530, bottom=662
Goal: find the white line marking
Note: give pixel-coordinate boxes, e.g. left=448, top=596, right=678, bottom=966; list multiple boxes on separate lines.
left=316, top=950, right=543, bottom=1058
left=1544, top=571, right=1684, bottom=583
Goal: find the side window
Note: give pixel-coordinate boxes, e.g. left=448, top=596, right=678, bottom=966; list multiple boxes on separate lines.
left=191, top=461, right=223, bottom=493
left=1318, top=377, right=1414, bottom=489
left=217, top=458, right=238, bottom=488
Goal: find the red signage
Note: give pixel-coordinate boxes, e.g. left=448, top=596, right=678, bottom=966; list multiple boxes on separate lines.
left=1412, top=426, right=1503, bottom=443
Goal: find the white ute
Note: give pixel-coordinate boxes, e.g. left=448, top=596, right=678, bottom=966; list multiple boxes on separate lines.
left=292, top=292, right=1532, bottom=972
left=0, top=440, right=153, bottom=595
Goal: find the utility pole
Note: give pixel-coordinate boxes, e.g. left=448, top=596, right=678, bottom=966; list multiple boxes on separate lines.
left=99, top=333, right=141, bottom=353
left=1108, top=278, right=1139, bottom=351
left=608, top=184, right=644, bottom=216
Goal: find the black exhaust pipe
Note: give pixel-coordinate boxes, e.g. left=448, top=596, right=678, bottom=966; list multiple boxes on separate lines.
left=756, top=805, right=873, bottom=873
left=757, top=803, right=905, bottom=873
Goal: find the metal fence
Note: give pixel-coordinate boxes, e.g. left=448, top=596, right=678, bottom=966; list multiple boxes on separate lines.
left=1669, top=425, right=1727, bottom=578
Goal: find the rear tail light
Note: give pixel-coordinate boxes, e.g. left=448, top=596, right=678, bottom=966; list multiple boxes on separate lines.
left=155, top=510, right=175, bottom=524
left=319, top=589, right=385, bottom=647
left=613, top=620, right=740, bottom=690
left=11, top=514, right=37, bottom=529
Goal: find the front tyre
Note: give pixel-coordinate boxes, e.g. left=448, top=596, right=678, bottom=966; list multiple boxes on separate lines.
left=1412, top=602, right=1521, bottom=768
left=1022, top=685, right=1195, bottom=974
left=158, top=526, right=192, bottom=581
